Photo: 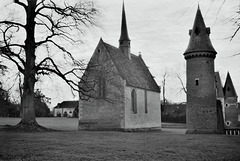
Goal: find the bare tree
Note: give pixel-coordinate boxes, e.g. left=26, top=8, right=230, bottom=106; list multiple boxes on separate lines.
left=176, top=72, right=187, bottom=94
left=161, top=71, right=168, bottom=112
left=227, top=1, right=240, bottom=40
left=0, top=0, right=99, bottom=130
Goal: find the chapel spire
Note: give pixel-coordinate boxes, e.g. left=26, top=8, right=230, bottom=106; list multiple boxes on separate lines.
left=184, top=5, right=216, bottom=57
left=119, top=1, right=131, bottom=59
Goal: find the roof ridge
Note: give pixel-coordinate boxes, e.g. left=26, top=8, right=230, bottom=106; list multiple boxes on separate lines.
left=103, top=41, right=138, bottom=57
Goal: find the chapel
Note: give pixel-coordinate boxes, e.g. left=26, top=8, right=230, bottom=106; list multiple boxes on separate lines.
left=78, top=3, right=161, bottom=130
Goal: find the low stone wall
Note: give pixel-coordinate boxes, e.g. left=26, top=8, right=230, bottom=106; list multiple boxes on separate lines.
left=161, top=123, right=186, bottom=129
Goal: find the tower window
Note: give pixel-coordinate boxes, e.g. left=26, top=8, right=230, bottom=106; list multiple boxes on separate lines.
left=227, top=87, right=230, bottom=91
left=195, top=78, right=199, bottom=86
left=98, top=49, right=101, bottom=53
left=225, top=121, right=231, bottom=126
left=131, top=89, right=137, bottom=114
left=195, top=27, right=200, bottom=35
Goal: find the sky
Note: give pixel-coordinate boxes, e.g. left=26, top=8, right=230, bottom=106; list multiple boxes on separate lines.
left=0, top=0, right=239, bottom=109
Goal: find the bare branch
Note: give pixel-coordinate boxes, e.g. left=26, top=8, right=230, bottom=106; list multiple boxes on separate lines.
left=36, top=57, right=91, bottom=94
left=14, top=0, right=27, bottom=10
left=0, top=48, right=25, bottom=74
left=176, top=73, right=187, bottom=94
left=36, top=0, right=99, bottom=27
left=230, top=26, right=240, bottom=41
left=47, top=39, right=78, bottom=64
left=0, top=25, right=25, bottom=72
left=0, top=21, right=25, bottom=29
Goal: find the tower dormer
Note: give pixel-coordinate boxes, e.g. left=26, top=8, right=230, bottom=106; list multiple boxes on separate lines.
left=119, top=2, right=131, bottom=60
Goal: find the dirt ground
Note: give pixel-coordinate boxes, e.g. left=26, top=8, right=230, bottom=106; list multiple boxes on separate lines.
left=0, top=117, right=240, bottom=161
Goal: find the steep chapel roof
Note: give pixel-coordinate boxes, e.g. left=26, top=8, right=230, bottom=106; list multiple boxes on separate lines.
left=184, top=5, right=217, bottom=55
left=101, top=40, right=160, bottom=93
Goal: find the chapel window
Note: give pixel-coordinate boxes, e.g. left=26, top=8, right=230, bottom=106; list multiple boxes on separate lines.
left=145, top=90, right=148, bottom=113
left=131, top=89, right=137, bottom=114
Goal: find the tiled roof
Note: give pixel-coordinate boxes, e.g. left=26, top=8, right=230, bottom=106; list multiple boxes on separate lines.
left=184, top=6, right=216, bottom=55
left=54, top=101, right=78, bottom=109
left=215, top=72, right=224, bottom=98
left=103, top=42, right=160, bottom=93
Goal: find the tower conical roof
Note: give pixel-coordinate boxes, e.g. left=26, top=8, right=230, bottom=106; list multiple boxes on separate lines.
left=184, top=6, right=216, bottom=55
left=119, top=2, right=130, bottom=41
left=223, top=72, right=238, bottom=97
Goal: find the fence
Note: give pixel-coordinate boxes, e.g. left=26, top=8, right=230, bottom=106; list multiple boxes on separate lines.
left=225, top=129, right=240, bottom=135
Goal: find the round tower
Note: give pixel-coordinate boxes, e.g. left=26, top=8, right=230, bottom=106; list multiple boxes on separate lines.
left=184, top=6, right=218, bottom=133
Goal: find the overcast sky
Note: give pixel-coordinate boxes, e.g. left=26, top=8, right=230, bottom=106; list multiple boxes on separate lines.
left=0, top=0, right=239, bottom=108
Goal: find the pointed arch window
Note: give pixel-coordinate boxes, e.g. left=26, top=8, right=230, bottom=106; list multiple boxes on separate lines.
left=131, top=89, right=137, bottom=114
left=145, top=90, right=148, bottom=113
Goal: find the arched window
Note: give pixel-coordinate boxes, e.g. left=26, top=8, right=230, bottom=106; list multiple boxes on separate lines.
left=63, top=111, right=68, bottom=117
left=195, top=78, right=199, bottom=86
left=131, top=89, right=137, bottom=113
left=144, top=90, right=148, bottom=113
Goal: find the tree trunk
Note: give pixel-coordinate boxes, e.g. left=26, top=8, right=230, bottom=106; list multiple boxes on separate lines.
left=17, top=0, right=39, bottom=128
left=21, top=80, right=36, bottom=124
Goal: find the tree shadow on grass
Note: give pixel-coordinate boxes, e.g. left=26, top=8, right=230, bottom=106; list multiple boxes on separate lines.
left=0, top=123, right=59, bottom=132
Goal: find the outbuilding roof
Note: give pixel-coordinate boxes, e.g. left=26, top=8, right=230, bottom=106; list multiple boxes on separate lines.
left=54, top=101, right=78, bottom=109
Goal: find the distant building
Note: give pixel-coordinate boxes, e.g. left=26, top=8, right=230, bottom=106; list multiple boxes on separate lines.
left=216, top=72, right=239, bottom=128
left=78, top=3, right=161, bottom=131
left=223, top=72, right=238, bottom=128
left=53, top=101, right=78, bottom=118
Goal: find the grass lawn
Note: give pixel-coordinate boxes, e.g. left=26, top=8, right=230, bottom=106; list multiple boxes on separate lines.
left=0, top=117, right=240, bottom=161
